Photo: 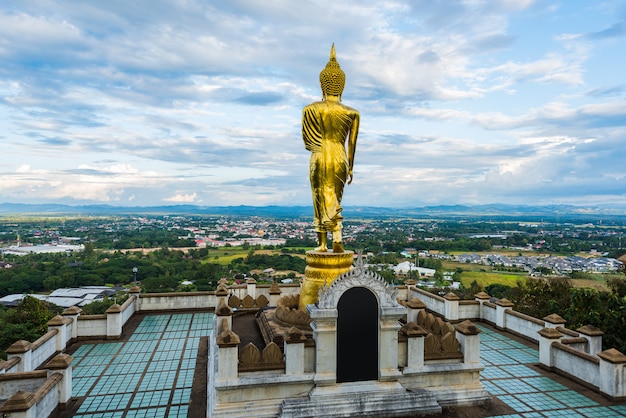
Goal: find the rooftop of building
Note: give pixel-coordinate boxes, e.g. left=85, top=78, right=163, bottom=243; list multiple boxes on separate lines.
left=56, top=310, right=626, bottom=418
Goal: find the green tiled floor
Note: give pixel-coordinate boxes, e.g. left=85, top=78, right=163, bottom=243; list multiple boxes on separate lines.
left=71, top=312, right=213, bottom=417
left=69, top=313, right=625, bottom=417
left=479, top=325, right=626, bottom=417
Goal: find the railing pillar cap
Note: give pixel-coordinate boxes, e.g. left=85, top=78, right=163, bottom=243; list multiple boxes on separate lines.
left=47, top=315, right=71, bottom=326
left=45, top=353, right=74, bottom=369
left=105, top=303, right=122, bottom=314
left=6, top=340, right=31, bottom=354
left=217, top=329, right=240, bottom=347
left=216, top=297, right=233, bottom=316
left=444, top=292, right=460, bottom=301
left=215, top=284, right=229, bottom=296
left=400, top=321, right=428, bottom=338
left=576, top=324, right=604, bottom=336
left=538, top=327, right=563, bottom=339
left=407, top=324, right=429, bottom=338
left=598, top=348, right=626, bottom=364
left=455, top=320, right=481, bottom=335
left=269, top=282, right=282, bottom=295
left=285, top=326, right=307, bottom=344
left=543, top=313, right=566, bottom=324
left=0, top=390, right=35, bottom=412
left=474, top=291, right=491, bottom=300
left=62, top=305, right=82, bottom=315
left=495, top=298, right=514, bottom=307
left=406, top=297, right=426, bottom=309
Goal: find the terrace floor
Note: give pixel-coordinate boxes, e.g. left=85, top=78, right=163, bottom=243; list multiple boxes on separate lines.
left=57, top=313, right=626, bottom=417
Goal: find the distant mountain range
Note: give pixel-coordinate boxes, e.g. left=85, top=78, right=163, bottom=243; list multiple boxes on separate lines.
left=1, top=202, right=626, bottom=221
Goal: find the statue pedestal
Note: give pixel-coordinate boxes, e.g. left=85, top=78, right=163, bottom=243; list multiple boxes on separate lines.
left=299, top=250, right=354, bottom=310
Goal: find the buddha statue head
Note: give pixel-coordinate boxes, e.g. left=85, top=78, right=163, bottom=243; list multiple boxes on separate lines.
left=319, top=44, right=345, bottom=99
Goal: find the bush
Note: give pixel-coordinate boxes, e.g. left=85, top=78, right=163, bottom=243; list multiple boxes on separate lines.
left=80, top=292, right=129, bottom=315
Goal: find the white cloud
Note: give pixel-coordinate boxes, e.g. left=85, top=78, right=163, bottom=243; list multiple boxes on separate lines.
left=163, top=192, right=200, bottom=203
left=0, top=0, right=625, bottom=207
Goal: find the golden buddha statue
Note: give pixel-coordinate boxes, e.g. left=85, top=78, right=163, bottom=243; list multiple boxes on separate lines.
left=302, top=44, right=360, bottom=253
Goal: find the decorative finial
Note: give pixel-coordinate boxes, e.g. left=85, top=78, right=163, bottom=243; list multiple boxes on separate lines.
left=319, top=43, right=345, bottom=98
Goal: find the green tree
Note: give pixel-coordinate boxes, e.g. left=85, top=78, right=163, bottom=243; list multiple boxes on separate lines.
left=607, top=277, right=626, bottom=298
left=0, top=296, right=61, bottom=359
left=485, top=284, right=512, bottom=299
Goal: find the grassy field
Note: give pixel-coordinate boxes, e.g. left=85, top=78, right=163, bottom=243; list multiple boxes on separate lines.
left=201, top=248, right=307, bottom=265
left=201, top=248, right=250, bottom=265
left=459, top=271, right=524, bottom=288
left=441, top=259, right=613, bottom=291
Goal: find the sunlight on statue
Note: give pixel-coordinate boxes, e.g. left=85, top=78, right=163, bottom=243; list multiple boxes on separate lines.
left=302, top=44, right=360, bottom=253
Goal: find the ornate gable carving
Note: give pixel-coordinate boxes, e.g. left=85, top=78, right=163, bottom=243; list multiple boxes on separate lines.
left=316, top=253, right=399, bottom=310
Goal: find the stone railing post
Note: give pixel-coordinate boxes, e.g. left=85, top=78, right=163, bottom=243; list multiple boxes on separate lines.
left=106, top=304, right=122, bottom=339
left=537, top=327, right=563, bottom=369
left=0, top=391, right=37, bottom=418
left=129, top=286, right=141, bottom=311
left=379, top=306, right=405, bottom=381
left=216, top=326, right=240, bottom=381
left=444, top=292, right=460, bottom=321
left=403, top=323, right=427, bottom=373
left=284, top=327, right=307, bottom=375
left=598, top=349, right=626, bottom=399
left=455, top=320, right=481, bottom=364
left=61, top=306, right=81, bottom=340
left=474, top=292, right=491, bottom=320
left=47, top=315, right=72, bottom=352
left=406, top=298, right=425, bottom=324
left=215, top=298, right=233, bottom=333
left=269, top=282, right=282, bottom=306
left=495, top=298, right=514, bottom=329
left=308, top=306, right=337, bottom=386
left=5, top=340, right=32, bottom=372
left=543, top=313, right=566, bottom=329
left=404, top=279, right=416, bottom=302
left=215, top=284, right=229, bottom=310
left=45, top=353, right=74, bottom=404
left=246, top=278, right=257, bottom=299
left=576, top=325, right=604, bottom=355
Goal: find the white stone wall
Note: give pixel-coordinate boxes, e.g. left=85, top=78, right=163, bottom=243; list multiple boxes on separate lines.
left=30, top=332, right=57, bottom=371
left=230, top=285, right=301, bottom=301
left=399, top=363, right=486, bottom=400
left=458, top=302, right=480, bottom=319
left=553, top=345, right=600, bottom=388
left=0, top=375, right=46, bottom=401
left=0, top=359, right=20, bottom=374
left=214, top=375, right=315, bottom=405
left=138, top=293, right=216, bottom=311
left=482, top=304, right=497, bottom=324
left=304, top=345, right=315, bottom=373
left=77, top=317, right=107, bottom=337
left=63, top=322, right=73, bottom=346
left=121, top=297, right=135, bottom=325
left=35, top=381, right=60, bottom=418
left=505, top=312, right=543, bottom=344
left=412, top=288, right=445, bottom=314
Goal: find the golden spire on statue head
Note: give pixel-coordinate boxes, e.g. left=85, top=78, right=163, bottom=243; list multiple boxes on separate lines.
left=319, top=43, right=346, bottom=98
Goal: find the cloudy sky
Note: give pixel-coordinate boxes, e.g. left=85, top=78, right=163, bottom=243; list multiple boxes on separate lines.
left=1, top=1, right=625, bottom=208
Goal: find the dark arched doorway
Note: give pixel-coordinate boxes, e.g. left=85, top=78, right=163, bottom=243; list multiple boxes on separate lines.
left=336, top=287, right=378, bottom=382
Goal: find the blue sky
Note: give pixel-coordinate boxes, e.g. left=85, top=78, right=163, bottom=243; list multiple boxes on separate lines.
left=1, top=0, right=625, bottom=208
